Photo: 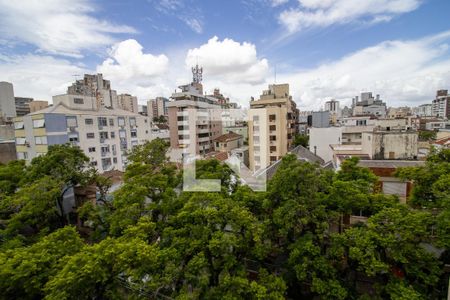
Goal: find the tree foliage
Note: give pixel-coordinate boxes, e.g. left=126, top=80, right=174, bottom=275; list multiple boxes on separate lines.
left=0, top=142, right=449, bottom=299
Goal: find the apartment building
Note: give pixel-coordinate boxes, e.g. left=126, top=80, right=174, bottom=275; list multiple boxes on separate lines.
left=67, top=73, right=119, bottom=108
left=14, top=94, right=153, bottom=173
left=248, top=84, right=298, bottom=172
left=117, top=94, right=138, bottom=113
left=148, top=97, right=169, bottom=120
left=167, top=76, right=222, bottom=155
left=14, top=97, right=33, bottom=116
left=352, top=92, right=387, bottom=117
left=0, top=82, right=16, bottom=121
left=412, top=104, right=433, bottom=117
left=432, top=89, right=450, bottom=118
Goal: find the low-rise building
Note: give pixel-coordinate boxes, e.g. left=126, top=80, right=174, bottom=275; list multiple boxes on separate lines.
left=361, top=130, right=418, bottom=160
left=214, top=132, right=243, bottom=152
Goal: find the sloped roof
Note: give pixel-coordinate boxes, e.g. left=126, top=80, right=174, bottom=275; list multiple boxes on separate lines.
left=214, top=132, right=242, bottom=143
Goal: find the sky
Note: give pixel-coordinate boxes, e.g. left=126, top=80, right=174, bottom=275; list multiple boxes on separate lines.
left=1, top=0, right=450, bottom=110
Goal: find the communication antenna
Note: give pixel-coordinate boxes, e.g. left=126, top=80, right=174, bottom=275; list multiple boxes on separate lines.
left=192, top=64, right=203, bottom=84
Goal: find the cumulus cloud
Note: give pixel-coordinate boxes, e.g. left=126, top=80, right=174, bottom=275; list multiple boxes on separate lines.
left=98, top=39, right=169, bottom=81
left=185, top=36, right=269, bottom=84
left=279, top=0, right=422, bottom=34
left=0, top=54, right=88, bottom=101
left=0, top=0, right=136, bottom=57
left=279, top=30, right=450, bottom=109
left=97, top=39, right=171, bottom=100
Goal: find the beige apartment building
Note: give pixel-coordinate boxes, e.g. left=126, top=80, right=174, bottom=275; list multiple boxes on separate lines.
left=148, top=97, right=169, bottom=121
left=248, top=84, right=298, bottom=172
left=118, top=94, right=138, bottom=113
left=167, top=82, right=222, bottom=156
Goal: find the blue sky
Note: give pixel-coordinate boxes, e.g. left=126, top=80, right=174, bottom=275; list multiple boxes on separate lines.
left=1, top=0, right=450, bottom=109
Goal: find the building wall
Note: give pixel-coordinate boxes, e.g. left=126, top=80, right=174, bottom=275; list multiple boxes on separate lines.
left=312, top=111, right=330, bottom=128
left=361, top=131, right=418, bottom=159
left=222, top=126, right=248, bottom=141
left=118, top=94, right=138, bottom=113
left=215, top=137, right=242, bottom=152
left=309, top=127, right=343, bottom=162
left=0, top=141, right=16, bottom=164
left=29, top=101, right=49, bottom=113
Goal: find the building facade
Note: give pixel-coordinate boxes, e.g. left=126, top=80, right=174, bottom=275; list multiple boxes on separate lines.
left=14, top=97, right=33, bottom=116
left=352, top=92, right=387, bottom=117
left=67, top=73, right=119, bottom=109
left=431, top=89, right=450, bottom=118
left=29, top=100, right=49, bottom=113
left=117, top=94, right=138, bottom=113
left=0, top=82, right=16, bottom=121
left=14, top=94, right=153, bottom=173
left=148, top=97, right=169, bottom=120
left=248, top=84, right=298, bottom=172
left=167, top=72, right=223, bottom=156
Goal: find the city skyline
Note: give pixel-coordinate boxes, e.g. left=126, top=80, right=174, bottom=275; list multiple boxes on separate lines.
left=1, top=0, right=450, bottom=109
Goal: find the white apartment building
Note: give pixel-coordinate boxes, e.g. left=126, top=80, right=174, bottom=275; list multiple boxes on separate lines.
left=14, top=94, right=153, bottom=173
left=432, top=90, right=450, bottom=119
left=412, top=104, right=433, bottom=117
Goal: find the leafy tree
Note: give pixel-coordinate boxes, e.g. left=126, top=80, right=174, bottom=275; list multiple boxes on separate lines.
left=0, top=226, right=83, bottom=299
left=0, top=160, right=26, bottom=196
left=292, top=134, right=309, bottom=148
left=418, top=130, right=437, bottom=141
left=25, top=144, right=95, bottom=224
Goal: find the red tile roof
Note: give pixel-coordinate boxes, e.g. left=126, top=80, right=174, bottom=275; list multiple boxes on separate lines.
left=213, top=132, right=242, bottom=143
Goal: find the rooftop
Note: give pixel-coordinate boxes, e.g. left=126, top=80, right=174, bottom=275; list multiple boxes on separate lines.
left=358, top=160, right=425, bottom=168
left=214, top=132, right=242, bottom=143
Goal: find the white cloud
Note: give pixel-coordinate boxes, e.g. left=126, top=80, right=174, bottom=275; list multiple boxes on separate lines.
left=97, top=39, right=171, bottom=100
left=279, top=0, right=422, bottom=34
left=271, top=0, right=289, bottom=7
left=278, top=31, right=450, bottom=109
left=0, top=54, right=88, bottom=101
left=149, top=0, right=204, bottom=34
left=185, top=36, right=269, bottom=85
left=0, top=0, right=136, bottom=57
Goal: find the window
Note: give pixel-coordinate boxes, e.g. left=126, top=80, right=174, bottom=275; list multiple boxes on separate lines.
left=109, top=118, right=114, bottom=126
left=101, top=158, right=112, bottom=170
left=129, top=117, right=136, bottom=126
left=74, top=98, right=84, bottom=104
left=110, top=131, right=115, bottom=138
left=119, top=130, right=126, bottom=138
left=253, top=115, right=259, bottom=122
left=99, top=131, right=109, bottom=140
left=269, top=125, right=276, bottom=131
left=16, top=137, right=26, bottom=145
left=14, top=121, right=24, bottom=129
left=88, top=147, right=96, bottom=153
left=269, top=114, right=276, bottom=121
left=253, top=126, right=259, bottom=132
left=118, top=117, right=125, bottom=126
left=270, top=135, right=277, bottom=141
left=86, top=133, right=95, bottom=139
left=98, top=117, right=107, bottom=127
left=90, top=161, right=97, bottom=166
left=101, top=146, right=110, bottom=154
left=68, top=134, right=78, bottom=142
left=33, top=119, right=45, bottom=128
left=270, top=146, right=277, bottom=152
left=270, top=156, right=277, bottom=162
left=85, top=118, right=93, bottom=125
left=66, top=116, right=77, bottom=127
left=113, top=157, right=118, bottom=164
left=130, top=130, right=137, bottom=138
left=35, top=136, right=47, bottom=145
